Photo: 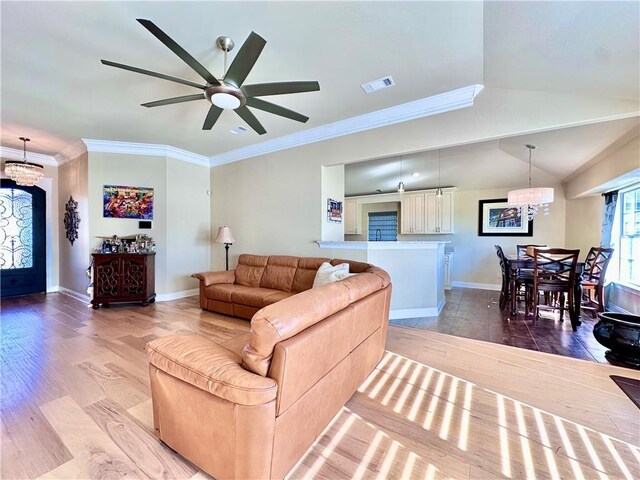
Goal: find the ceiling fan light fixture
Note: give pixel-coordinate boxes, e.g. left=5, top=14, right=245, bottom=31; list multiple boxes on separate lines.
left=211, top=92, right=241, bottom=110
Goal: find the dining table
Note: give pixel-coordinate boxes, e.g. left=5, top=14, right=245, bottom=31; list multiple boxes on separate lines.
left=505, top=254, right=585, bottom=330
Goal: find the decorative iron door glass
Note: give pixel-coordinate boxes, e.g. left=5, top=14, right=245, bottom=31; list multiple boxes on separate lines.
left=478, top=198, right=533, bottom=237
left=0, top=180, right=46, bottom=296
left=103, top=185, right=154, bottom=219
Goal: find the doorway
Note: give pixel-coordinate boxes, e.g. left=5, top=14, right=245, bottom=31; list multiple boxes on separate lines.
left=0, top=179, right=46, bottom=297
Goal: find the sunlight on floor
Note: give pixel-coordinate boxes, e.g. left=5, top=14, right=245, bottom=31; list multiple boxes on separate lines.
left=288, top=351, right=640, bottom=480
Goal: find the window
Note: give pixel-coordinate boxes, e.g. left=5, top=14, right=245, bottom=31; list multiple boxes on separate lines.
left=618, top=185, right=640, bottom=286
left=368, top=211, right=397, bottom=241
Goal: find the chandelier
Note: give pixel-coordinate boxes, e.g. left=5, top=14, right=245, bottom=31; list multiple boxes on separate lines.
left=4, top=137, right=44, bottom=187
left=507, top=144, right=554, bottom=221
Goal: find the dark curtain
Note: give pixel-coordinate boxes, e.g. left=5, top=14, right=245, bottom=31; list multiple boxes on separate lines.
left=601, top=190, right=618, bottom=248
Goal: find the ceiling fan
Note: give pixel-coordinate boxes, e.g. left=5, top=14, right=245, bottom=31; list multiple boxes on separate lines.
left=101, top=19, right=320, bottom=135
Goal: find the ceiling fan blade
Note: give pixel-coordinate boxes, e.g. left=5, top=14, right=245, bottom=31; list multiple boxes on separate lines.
left=235, top=106, right=267, bottom=135
left=137, top=18, right=220, bottom=86
left=141, top=93, right=205, bottom=108
left=246, top=97, right=309, bottom=123
left=243, top=81, right=320, bottom=97
left=101, top=60, right=206, bottom=90
left=223, top=32, right=266, bottom=88
left=202, top=105, right=223, bottom=130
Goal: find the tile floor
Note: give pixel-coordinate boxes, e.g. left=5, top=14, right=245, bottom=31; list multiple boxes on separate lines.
left=390, top=287, right=611, bottom=364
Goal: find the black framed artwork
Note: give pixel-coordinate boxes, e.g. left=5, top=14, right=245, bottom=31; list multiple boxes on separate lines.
left=478, top=198, right=533, bottom=237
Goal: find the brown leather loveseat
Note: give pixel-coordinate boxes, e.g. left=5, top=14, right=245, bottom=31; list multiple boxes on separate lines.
left=146, top=255, right=391, bottom=479
left=191, top=254, right=381, bottom=319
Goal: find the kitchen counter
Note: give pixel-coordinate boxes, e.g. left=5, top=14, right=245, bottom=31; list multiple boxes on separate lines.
left=317, top=241, right=449, bottom=319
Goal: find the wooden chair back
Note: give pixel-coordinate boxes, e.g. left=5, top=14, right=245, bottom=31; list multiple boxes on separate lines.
left=583, top=247, right=614, bottom=287
left=533, top=248, right=580, bottom=293
left=517, top=244, right=547, bottom=257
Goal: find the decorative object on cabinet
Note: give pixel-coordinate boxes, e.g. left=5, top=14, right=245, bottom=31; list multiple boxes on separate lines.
left=478, top=198, right=533, bottom=237
left=4, top=137, right=44, bottom=186
left=103, top=185, right=154, bottom=219
left=63, top=196, right=80, bottom=245
left=507, top=144, right=554, bottom=221
left=91, top=252, right=155, bottom=309
left=214, top=226, right=236, bottom=271
left=327, top=198, right=343, bottom=223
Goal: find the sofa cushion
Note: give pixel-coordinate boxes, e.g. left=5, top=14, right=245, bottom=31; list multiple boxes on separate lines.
left=331, top=258, right=371, bottom=274
left=291, top=257, right=329, bottom=292
left=232, top=286, right=286, bottom=308
left=147, top=334, right=277, bottom=406
left=204, top=284, right=237, bottom=303
left=312, top=262, right=352, bottom=288
left=263, top=290, right=296, bottom=306
left=260, top=256, right=299, bottom=292
left=235, top=254, right=268, bottom=287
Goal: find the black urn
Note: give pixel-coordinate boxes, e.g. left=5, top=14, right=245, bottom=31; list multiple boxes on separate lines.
left=593, top=312, right=640, bottom=369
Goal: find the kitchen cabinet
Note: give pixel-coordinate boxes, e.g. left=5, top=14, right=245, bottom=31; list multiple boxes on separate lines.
left=400, top=193, right=425, bottom=234
left=344, top=198, right=361, bottom=234
left=91, top=253, right=156, bottom=308
left=425, top=191, right=454, bottom=234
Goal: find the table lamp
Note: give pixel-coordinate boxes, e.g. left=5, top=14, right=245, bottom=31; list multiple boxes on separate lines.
left=215, top=226, right=236, bottom=271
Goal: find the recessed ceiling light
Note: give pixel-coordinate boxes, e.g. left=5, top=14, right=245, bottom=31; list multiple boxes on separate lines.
left=411, top=172, right=420, bottom=177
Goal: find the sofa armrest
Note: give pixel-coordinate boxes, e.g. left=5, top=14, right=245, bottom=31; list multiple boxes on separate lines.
left=192, top=270, right=235, bottom=287
left=147, top=334, right=276, bottom=406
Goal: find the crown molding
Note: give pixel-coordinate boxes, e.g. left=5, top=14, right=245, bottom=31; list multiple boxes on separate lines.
left=81, top=139, right=210, bottom=167
left=0, top=146, right=58, bottom=166
left=55, top=140, right=87, bottom=165
left=209, top=84, right=484, bottom=166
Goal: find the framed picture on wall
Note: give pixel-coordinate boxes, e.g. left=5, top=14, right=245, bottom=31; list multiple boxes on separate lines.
left=478, top=198, right=533, bottom=236
left=327, top=198, right=342, bottom=223
left=103, top=185, right=154, bottom=219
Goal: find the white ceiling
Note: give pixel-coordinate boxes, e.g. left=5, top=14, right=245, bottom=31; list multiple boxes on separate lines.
left=1, top=1, right=638, bottom=158
left=344, top=117, right=639, bottom=196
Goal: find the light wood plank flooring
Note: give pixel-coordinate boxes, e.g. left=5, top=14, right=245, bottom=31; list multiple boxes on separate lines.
left=1, top=293, right=638, bottom=479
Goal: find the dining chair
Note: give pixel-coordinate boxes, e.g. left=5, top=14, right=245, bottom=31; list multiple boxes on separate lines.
left=581, top=247, right=614, bottom=315
left=495, top=245, right=533, bottom=313
left=532, top=248, right=580, bottom=325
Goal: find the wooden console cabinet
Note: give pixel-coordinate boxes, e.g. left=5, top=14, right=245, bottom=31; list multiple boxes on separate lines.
left=91, top=253, right=156, bottom=309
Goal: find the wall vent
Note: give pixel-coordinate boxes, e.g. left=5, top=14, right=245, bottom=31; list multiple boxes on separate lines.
left=230, top=126, right=248, bottom=135
left=361, top=76, right=395, bottom=94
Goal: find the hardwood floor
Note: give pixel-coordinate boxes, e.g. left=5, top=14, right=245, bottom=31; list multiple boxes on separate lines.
left=391, top=288, right=611, bottom=364
left=1, top=293, right=638, bottom=479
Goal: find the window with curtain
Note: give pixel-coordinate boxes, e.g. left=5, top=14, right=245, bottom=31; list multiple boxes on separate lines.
left=368, top=211, right=397, bottom=241
left=618, top=184, right=640, bottom=286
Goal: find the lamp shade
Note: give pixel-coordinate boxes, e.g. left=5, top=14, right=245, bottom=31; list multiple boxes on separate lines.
left=214, top=226, right=236, bottom=244
left=507, top=187, right=554, bottom=206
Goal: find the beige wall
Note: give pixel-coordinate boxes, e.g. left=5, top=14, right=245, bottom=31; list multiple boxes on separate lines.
left=565, top=136, right=639, bottom=198
left=88, top=152, right=210, bottom=295
left=565, top=195, right=603, bottom=255
left=321, top=165, right=345, bottom=241
left=58, top=153, right=90, bottom=295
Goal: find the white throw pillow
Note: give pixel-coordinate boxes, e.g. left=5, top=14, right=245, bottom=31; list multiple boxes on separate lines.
left=312, top=262, right=354, bottom=287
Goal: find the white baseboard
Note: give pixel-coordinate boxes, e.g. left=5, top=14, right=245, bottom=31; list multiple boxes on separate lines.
left=606, top=303, right=634, bottom=315
left=155, top=288, right=199, bottom=302
left=47, top=285, right=60, bottom=293
left=452, top=281, right=501, bottom=291
left=58, top=286, right=91, bottom=303
left=390, top=298, right=445, bottom=320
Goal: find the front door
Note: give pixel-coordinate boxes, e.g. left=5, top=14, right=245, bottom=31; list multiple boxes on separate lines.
left=0, top=179, right=46, bottom=297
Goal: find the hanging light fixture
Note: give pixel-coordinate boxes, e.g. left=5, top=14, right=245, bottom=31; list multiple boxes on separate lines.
left=4, top=137, right=44, bottom=186
left=435, top=149, right=443, bottom=201
left=397, top=155, right=405, bottom=193
left=507, top=144, right=554, bottom=221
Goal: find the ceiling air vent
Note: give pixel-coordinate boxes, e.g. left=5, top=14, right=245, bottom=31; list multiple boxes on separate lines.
left=230, top=126, right=248, bottom=135
left=361, top=76, right=395, bottom=94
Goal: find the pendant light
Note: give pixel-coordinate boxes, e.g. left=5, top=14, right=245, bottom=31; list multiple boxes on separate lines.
left=4, top=137, right=44, bottom=186
left=397, top=155, right=405, bottom=193
left=435, top=149, right=443, bottom=202
left=507, top=144, right=554, bottom=221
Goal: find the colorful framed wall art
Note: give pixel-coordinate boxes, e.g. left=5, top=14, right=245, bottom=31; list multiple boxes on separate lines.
left=103, top=185, right=154, bottom=219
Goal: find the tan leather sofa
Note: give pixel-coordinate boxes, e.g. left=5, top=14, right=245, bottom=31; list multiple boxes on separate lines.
left=146, top=255, right=391, bottom=479
left=192, top=254, right=379, bottom=319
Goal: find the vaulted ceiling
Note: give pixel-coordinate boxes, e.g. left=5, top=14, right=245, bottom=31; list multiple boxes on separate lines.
left=1, top=1, right=638, bottom=160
